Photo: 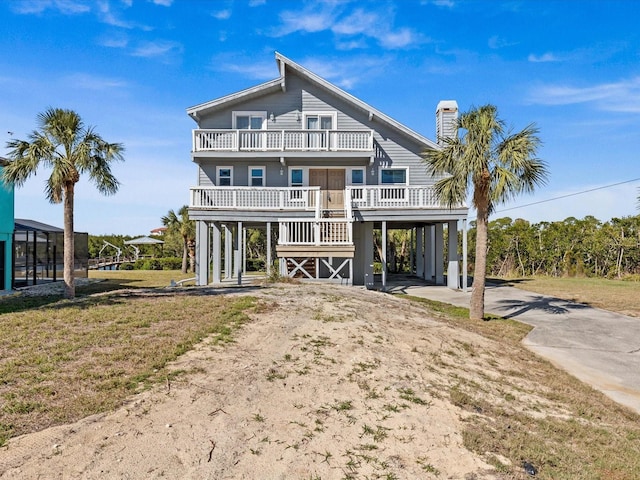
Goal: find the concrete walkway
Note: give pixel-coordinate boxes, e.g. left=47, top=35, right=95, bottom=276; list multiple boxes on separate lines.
left=393, top=282, right=640, bottom=414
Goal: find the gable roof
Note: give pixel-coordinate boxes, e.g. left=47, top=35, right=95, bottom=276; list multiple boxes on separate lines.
left=187, top=52, right=440, bottom=150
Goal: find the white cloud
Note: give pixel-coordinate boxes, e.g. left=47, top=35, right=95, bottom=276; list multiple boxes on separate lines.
left=97, top=0, right=152, bottom=30
left=488, top=35, right=517, bottom=49
left=12, top=0, right=90, bottom=14
left=212, top=9, right=232, bottom=20
left=528, top=52, right=560, bottom=63
left=98, top=33, right=129, bottom=48
left=527, top=76, right=640, bottom=112
left=216, top=59, right=278, bottom=80
left=131, top=40, right=183, bottom=58
left=151, top=0, right=173, bottom=6
left=270, top=2, right=425, bottom=50
left=249, top=0, right=266, bottom=6
left=63, top=73, right=128, bottom=90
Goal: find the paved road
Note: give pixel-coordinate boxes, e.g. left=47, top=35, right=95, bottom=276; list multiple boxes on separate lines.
left=395, top=282, right=640, bottom=414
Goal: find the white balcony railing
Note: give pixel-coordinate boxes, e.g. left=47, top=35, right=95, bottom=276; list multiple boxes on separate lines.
left=191, top=186, right=323, bottom=214
left=193, top=129, right=374, bottom=153
left=345, top=185, right=451, bottom=209
left=279, top=219, right=353, bottom=246
left=191, top=185, right=460, bottom=211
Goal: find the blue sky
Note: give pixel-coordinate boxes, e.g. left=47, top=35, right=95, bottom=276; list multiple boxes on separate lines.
left=1, top=0, right=639, bottom=235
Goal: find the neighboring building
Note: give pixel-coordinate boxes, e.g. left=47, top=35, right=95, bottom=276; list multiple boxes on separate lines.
left=13, top=219, right=88, bottom=288
left=150, top=227, right=167, bottom=236
left=187, top=52, right=468, bottom=289
left=0, top=158, right=14, bottom=292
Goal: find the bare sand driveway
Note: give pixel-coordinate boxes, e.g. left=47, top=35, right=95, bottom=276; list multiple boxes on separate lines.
left=1, top=283, right=505, bottom=479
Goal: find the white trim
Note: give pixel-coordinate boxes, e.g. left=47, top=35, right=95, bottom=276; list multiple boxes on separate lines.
left=289, top=167, right=306, bottom=187
left=232, top=111, right=267, bottom=130
left=217, top=166, right=233, bottom=186
left=346, top=167, right=365, bottom=186
left=303, top=111, right=338, bottom=130
left=379, top=167, right=408, bottom=185
left=249, top=166, right=266, bottom=187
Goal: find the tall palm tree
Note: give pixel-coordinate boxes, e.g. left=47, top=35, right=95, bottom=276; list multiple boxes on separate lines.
left=162, top=205, right=195, bottom=274
left=2, top=108, right=124, bottom=299
left=424, top=105, right=548, bottom=320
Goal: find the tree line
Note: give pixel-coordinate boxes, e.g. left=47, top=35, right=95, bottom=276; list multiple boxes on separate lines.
left=468, top=215, right=640, bottom=279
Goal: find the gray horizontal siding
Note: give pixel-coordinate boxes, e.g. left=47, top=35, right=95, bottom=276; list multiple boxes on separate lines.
left=195, top=69, right=446, bottom=187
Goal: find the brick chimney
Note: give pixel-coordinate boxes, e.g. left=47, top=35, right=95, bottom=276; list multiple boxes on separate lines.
left=435, top=100, right=458, bottom=145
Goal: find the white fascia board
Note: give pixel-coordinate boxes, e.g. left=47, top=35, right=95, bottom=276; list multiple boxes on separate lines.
left=274, top=52, right=440, bottom=151
left=186, top=78, right=283, bottom=122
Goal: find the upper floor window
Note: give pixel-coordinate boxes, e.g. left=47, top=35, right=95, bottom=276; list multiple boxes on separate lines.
left=233, top=111, right=266, bottom=130
left=304, top=112, right=336, bottom=130
left=218, top=166, right=233, bottom=186
left=250, top=167, right=265, bottom=187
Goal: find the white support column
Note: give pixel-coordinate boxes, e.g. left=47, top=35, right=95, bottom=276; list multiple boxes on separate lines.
left=425, top=225, right=434, bottom=281
left=266, top=222, right=272, bottom=277
left=363, top=222, right=374, bottom=289
left=416, top=226, right=424, bottom=278
left=435, top=223, right=444, bottom=285
left=462, top=218, right=468, bottom=293
left=242, top=227, right=247, bottom=275
left=409, top=228, right=414, bottom=275
left=447, top=220, right=459, bottom=289
left=382, top=221, right=388, bottom=289
left=224, top=224, right=232, bottom=280
left=212, top=222, right=221, bottom=283
left=195, top=220, right=209, bottom=286
left=235, top=221, right=243, bottom=285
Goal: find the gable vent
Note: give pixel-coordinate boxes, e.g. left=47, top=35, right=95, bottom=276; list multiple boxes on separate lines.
left=436, top=100, right=458, bottom=145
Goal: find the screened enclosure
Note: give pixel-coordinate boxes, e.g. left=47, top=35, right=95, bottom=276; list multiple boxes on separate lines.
left=13, top=219, right=88, bottom=288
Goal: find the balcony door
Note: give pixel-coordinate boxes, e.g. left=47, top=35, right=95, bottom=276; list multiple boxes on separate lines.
left=305, top=113, right=334, bottom=150
left=309, top=169, right=345, bottom=213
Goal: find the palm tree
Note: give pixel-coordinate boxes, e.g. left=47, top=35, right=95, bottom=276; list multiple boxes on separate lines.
left=424, top=105, right=548, bottom=320
left=162, top=205, right=195, bottom=274
left=2, top=108, right=124, bottom=299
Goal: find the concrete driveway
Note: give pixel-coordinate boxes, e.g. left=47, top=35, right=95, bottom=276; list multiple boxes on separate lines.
left=396, top=282, right=640, bottom=414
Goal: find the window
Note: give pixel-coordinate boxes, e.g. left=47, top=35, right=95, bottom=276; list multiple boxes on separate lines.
left=217, top=166, right=232, bottom=186
left=350, top=169, right=364, bottom=185
left=304, top=112, right=337, bottom=149
left=290, top=169, right=303, bottom=187
left=380, top=168, right=407, bottom=184
left=289, top=168, right=304, bottom=200
left=348, top=168, right=365, bottom=200
left=249, top=167, right=265, bottom=187
left=380, top=168, right=407, bottom=201
left=232, top=111, right=266, bottom=130
left=305, top=114, right=334, bottom=130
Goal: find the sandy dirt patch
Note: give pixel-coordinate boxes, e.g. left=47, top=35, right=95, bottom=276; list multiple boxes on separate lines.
left=0, top=284, right=503, bottom=479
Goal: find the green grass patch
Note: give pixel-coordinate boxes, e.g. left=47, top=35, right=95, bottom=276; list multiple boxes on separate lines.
left=0, top=273, right=257, bottom=445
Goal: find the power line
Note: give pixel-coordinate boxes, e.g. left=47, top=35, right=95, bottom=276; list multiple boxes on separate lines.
left=466, top=176, right=640, bottom=221
left=495, top=177, right=640, bottom=214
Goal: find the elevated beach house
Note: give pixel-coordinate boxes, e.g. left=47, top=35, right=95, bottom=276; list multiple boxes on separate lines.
left=187, top=52, right=468, bottom=289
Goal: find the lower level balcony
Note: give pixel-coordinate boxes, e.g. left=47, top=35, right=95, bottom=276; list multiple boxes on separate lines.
left=190, top=185, right=461, bottom=213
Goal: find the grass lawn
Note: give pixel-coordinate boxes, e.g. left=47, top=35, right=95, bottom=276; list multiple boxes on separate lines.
left=0, top=270, right=257, bottom=446
left=490, top=276, right=640, bottom=317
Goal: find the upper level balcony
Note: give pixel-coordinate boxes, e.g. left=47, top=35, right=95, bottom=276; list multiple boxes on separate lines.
left=192, top=129, right=374, bottom=157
